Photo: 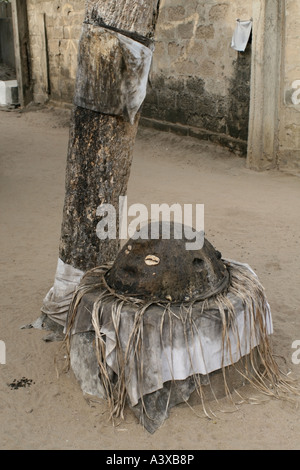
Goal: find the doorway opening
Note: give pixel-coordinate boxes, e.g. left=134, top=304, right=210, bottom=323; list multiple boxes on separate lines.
left=0, top=1, right=16, bottom=81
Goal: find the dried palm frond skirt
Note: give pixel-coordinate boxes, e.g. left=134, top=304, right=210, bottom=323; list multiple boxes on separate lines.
left=65, top=259, right=295, bottom=433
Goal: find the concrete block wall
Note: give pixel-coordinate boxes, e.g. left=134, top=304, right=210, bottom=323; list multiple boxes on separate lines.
left=142, top=0, right=253, bottom=155
left=24, top=0, right=299, bottom=170
left=26, top=0, right=84, bottom=104
left=26, top=0, right=252, bottom=156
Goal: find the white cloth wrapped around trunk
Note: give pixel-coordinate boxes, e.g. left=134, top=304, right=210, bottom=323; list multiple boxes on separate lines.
left=41, top=258, right=84, bottom=326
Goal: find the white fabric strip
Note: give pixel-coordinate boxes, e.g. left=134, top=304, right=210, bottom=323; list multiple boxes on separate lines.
left=41, top=258, right=84, bottom=326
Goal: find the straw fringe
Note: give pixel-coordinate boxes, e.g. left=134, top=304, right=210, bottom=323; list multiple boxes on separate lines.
left=65, top=261, right=299, bottom=423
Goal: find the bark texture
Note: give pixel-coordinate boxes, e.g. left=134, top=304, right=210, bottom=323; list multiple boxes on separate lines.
left=58, top=0, right=160, bottom=272
left=74, top=24, right=153, bottom=122
left=85, top=0, right=160, bottom=38
left=59, top=107, right=137, bottom=271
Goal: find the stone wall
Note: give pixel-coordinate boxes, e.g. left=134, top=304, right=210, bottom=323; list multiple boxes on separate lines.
left=26, top=0, right=84, bottom=104
left=278, top=0, right=300, bottom=173
left=142, top=0, right=253, bottom=155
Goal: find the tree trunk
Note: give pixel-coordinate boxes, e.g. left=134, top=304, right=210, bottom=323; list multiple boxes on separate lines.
left=41, top=0, right=160, bottom=325
left=59, top=106, right=137, bottom=271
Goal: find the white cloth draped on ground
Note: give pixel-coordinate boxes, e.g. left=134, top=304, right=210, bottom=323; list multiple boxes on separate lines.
left=64, top=259, right=286, bottom=432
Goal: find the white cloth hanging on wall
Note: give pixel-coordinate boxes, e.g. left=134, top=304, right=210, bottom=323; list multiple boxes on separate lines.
left=231, top=19, right=252, bottom=52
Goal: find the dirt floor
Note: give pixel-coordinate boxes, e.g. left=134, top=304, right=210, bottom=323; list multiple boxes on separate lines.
left=0, top=105, right=300, bottom=450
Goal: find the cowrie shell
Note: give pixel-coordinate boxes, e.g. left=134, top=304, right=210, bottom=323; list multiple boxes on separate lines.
left=145, top=255, right=160, bottom=266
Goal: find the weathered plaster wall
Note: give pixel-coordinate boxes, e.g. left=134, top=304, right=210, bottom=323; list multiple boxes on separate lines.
left=27, top=0, right=84, bottom=103
left=142, top=0, right=253, bottom=154
left=278, top=0, right=300, bottom=173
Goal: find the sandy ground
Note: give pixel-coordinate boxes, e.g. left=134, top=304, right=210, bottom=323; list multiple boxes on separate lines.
left=0, top=105, right=300, bottom=451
